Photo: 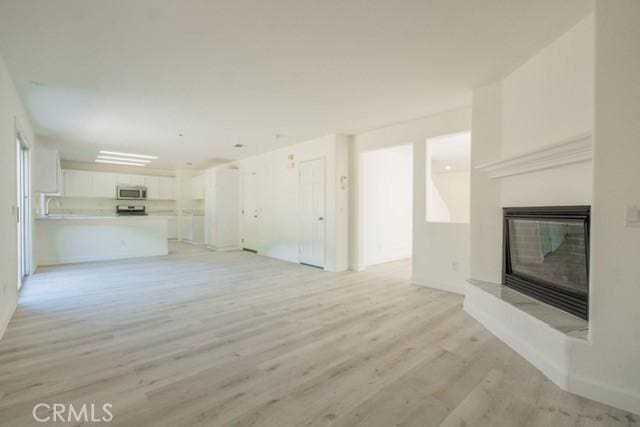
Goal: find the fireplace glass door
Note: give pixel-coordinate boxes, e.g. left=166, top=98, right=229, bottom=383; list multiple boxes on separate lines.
left=503, top=206, right=590, bottom=320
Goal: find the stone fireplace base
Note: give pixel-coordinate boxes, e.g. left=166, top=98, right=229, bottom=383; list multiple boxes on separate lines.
left=463, top=278, right=588, bottom=391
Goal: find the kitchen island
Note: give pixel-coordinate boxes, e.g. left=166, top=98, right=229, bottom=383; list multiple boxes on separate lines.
left=35, top=215, right=168, bottom=266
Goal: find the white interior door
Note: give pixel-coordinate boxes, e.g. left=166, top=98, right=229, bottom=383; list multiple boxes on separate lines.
left=299, top=158, right=325, bottom=268
left=242, top=172, right=259, bottom=252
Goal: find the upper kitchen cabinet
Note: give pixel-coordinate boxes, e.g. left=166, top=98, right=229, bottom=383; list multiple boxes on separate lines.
left=64, top=170, right=115, bottom=198
left=61, top=170, right=176, bottom=199
left=92, top=172, right=117, bottom=198
left=145, top=176, right=160, bottom=199
left=130, top=175, right=146, bottom=186
left=63, top=170, right=93, bottom=197
left=32, top=147, right=62, bottom=194
left=191, top=174, right=205, bottom=200
left=115, top=174, right=132, bottom=185
left=145, top=176, right=175, bottom=200
left=158, top=176, right=175, bottom=200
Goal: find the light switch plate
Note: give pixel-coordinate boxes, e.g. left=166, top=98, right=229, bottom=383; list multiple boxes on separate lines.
left=624, top=205, right=640, bottom=227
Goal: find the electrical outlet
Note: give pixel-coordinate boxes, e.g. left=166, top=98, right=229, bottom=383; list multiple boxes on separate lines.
left=452, top=261, right=459, bottom=272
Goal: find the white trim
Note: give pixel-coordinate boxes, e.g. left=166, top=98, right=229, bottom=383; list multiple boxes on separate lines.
left=412, top=276, right=466, bottom=295
left=463, top=282, right=640, bottom=415
left=475, top=133, right=592, bottom=179
left=206, top=244, right=241, bottom=252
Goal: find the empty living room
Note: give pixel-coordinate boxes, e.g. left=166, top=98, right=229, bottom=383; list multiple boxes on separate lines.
left=0, top=0, right=639, bottom=425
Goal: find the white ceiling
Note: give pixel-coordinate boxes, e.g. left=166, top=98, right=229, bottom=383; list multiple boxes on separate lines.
left=0, top=0, right=591, bottom=169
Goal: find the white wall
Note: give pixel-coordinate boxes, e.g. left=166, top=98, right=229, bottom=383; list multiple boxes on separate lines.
left=0, top=54, right=34, bottom=339
left=360, top=144, right=413, bottom=267
left=350, top=108, right=471, bottom=294
left=429, top=171, right=470, bottom=223
left=568, top=0, right=640, bottom=414
left=233, top=134, right=349, bottom=272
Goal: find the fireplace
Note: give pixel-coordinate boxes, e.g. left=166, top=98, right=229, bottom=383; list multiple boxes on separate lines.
left=503, top=206, right=590, bottom=320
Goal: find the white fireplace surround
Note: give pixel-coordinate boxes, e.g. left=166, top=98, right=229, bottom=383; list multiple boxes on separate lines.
left=462, top=133, right=635, bottom=410
left=475, top=133, right=592, bottom=179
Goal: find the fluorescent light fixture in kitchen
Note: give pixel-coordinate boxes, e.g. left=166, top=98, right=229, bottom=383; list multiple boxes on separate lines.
left=99, top=150, right=158, bottom=160
left=97, top=155, right=151, bottom=163
left=95, top=159, right=147, bottom=167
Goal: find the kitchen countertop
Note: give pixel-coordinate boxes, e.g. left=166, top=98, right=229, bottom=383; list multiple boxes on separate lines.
left=35, top=214, right=171, bottom=220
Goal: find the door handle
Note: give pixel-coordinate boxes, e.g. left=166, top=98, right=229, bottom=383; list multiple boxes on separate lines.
left=318, top=216, right=324, bottom=221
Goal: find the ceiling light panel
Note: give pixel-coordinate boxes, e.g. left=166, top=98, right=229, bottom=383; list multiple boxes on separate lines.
left=99, top=150, right=158, bottom=159
left=95, top=159, right=147, bottom=167
left=96, top=155, right=150, bottom=163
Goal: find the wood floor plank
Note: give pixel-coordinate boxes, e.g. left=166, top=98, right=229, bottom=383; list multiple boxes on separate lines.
left=0, top=243, right=636, bottom=426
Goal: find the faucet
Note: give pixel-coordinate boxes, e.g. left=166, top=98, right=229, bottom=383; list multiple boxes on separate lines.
left=45, top=197, right=61, bottom=216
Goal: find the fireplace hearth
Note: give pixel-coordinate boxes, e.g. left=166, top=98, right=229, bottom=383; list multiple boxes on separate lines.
left=503, top=206, right=590, bottom=320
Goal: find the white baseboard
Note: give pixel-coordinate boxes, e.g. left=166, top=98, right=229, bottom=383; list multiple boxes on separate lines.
left=207, top=245, right=241, bottom=252
left=0, top=302, right=17, bottom=342
left=568, top=369, right=640, bottom=416
left=464, top=285, right=640, bottom=416
left=412, top=276, right=466, bottom=295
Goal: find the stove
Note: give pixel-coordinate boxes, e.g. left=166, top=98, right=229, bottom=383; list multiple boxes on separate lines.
left=116, top=205, right=147, bottom=216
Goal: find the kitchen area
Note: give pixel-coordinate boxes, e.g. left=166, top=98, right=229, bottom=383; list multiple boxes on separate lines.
left=32, top=146, right=237, bottom=267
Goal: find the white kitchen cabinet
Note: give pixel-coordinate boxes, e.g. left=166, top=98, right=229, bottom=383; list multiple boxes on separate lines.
left=63, top=170, right=93, bottom=197
left=115, top=174, right=132, bottom=185
left=167, top=217, right=177, bottom=239
left=191, top=174, right=205, bottom=200
left=60, top=170, right=176, bottom=200
left=130, top=175, right=146, bottom=186
left=145, top=176, right=160, bottom=199
left=32, top=147, right=62, bottom=194
left=158, top=177, right=175, bottom=200
left=92, top=172, right=117, bottom=198
left=148, top=176, right=175, bottom=200
left=181, top=216, right=193, bottom=241
left=204, top=168, right=239, bottom=250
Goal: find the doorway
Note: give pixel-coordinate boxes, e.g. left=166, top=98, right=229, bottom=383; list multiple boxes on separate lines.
left=241, top=172, right=259, bottom=252
left=359, top=144, right=413, bottom=269
left=299, top=157, right=325, bottom=268
left=16, top=136, right=31, bottom=289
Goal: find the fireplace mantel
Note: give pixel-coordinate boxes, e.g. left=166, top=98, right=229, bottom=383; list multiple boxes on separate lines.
left=475, top=132, right=592, bottom=179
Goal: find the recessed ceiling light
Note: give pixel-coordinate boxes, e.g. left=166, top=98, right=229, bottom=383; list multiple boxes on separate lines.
left=445, top=165, right=452, bottom=171
left=234, top=144, right=244, bottom=148
left=97, top=155, right=150, bottom=163
left=99, top=150, right=158, bottom=159
left=95, top=159, right=147, bottom=167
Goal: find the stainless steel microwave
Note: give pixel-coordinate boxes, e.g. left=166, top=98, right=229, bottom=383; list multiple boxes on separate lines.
left=116, top=185, right=147, bottom=200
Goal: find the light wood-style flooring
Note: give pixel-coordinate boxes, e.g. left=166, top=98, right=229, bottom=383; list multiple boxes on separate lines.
left=0, top=243, right=636, bottom=426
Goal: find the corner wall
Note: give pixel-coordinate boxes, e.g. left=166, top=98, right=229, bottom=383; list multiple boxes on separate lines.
left=469, top=9, right=640, bottom=413
left=0, top=54, right=34, bottom=339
